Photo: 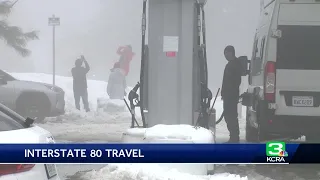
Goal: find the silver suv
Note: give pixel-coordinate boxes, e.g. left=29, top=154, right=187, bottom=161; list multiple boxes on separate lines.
left=0, top=70, right=65, bottom=122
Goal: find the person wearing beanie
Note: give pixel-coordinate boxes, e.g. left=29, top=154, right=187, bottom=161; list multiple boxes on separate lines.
left=221, top=45, right=242, bottom=143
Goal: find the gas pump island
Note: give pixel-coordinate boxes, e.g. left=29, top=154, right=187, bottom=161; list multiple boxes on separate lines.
left=127, top=0, right=215, bottom=130
left=121, top=0, right=250, bottom=174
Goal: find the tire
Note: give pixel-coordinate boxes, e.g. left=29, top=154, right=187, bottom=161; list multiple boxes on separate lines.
left=16, top=92, right=50, bottom=123
left=256, top=100, right=270, bottom=142
left=246, top=101, right=269, bottom=142
left=245, top=108, right=259, bottom=142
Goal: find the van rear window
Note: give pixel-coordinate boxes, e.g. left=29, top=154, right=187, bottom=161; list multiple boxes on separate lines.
left=277, top=25, right=320, bottom=70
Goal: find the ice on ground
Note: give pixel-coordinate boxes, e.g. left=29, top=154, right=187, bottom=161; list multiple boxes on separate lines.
left=144, top=124, right=214, bottom=143
left=80, top=164, right=247, bottom=180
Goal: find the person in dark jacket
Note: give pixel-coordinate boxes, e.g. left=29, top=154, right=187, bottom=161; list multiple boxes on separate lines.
left=71, top=55, right=90, bottom=112
left=221, top=45, right=242, bottom=143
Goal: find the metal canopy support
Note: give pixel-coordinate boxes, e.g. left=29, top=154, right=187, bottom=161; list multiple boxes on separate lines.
left=145, top=0, right=201, bottom=127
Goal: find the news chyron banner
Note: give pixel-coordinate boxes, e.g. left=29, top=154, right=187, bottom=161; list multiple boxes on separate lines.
left=0, top=143, right=317, bottom=164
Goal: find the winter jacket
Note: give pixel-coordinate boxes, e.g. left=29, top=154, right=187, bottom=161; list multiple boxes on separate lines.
left=117, top=47, right=135, bottom=76
left=221, top=58, right=242, bottom=100
left=71, top=61, right=90, bottom=90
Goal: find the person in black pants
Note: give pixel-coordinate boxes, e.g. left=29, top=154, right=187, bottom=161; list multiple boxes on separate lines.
left=71, top=55, right=90, bottom=112
left=221, top=45, right=242, bottom=143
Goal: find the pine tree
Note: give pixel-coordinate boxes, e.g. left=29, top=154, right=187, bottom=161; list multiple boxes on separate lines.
left=0, top=0, right=38, bottom=57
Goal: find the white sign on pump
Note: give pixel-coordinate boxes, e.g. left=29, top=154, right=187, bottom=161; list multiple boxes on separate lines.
left=163, top=36, right=179, bottom=52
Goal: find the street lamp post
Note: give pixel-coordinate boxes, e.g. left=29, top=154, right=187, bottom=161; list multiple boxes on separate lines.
left=48, top=15, right=60, bottom=86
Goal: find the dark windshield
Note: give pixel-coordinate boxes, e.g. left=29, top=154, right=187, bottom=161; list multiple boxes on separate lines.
left=277, top=25, right=320, bottom=70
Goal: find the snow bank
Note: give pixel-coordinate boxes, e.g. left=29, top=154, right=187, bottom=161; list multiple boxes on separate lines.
left=82, top=164, right=247, bottom=180
left=122, top=124, right=215, bottom=175
left=122, top=128, right=146, bottom=143
left=122, top=124, right=214, bottom=143
left=145, top=124, right=214, bottom=143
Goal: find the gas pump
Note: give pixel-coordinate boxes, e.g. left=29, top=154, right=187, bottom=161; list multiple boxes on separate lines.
left=126, top=0, right=213, bottom=129
left=124, top=0, right=252, bottom=130
left=121, top=0, right=252, bottom=175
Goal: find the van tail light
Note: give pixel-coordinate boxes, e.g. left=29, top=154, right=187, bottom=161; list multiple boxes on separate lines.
left=264, top=61, right=276, bottom=101
left=0, top=164, right=35, bottom=175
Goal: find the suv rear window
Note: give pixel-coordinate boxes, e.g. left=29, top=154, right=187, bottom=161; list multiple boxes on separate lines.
left=277, top=25, right=320, bottom=70
left=0, top=111, right=24, bottom=131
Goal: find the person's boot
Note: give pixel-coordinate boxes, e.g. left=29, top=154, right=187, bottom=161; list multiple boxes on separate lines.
left=85, top=108, right=90, bottom=112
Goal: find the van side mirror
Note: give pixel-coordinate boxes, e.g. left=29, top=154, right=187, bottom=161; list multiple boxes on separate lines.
left=238, top=56, right=250, bottom=76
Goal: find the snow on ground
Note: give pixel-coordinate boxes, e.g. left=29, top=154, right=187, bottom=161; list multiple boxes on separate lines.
left=144, top=124, right=214, bottom=142
left=10, top=73, right=250, bottom=180
left=69, top=164, right=247, bottom=180
left=11, top=72, right=135, bottom=142
left=11, top=72, right=246, bottom=143
left=11, top=73, right=319, bottom=180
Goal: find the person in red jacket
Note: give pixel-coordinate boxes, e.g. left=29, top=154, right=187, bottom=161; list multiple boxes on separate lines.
left=116, top=45, right=135, bottom=76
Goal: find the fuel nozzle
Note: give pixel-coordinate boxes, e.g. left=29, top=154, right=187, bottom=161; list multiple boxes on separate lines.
left=128, top=82, right=140, bottom=108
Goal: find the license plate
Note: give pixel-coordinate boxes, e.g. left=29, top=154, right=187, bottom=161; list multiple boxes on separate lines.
left=45, top=164, right=57, bottom=179
left=292, top=96, right=314, bottom=107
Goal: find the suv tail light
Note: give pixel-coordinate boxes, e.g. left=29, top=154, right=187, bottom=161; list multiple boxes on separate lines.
left=264, top=61, right=276, bottom=101
left=0, top=164, right=35, bottom=175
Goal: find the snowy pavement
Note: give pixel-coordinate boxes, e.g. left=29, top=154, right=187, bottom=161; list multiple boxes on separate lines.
left=12, top=73, right=133, bottom=142
left=10, top=73, right=320, bottom=180
left=64, top=164, right=247, bottom=180
left=61, top=164, right=320, bottom=180
left=56, top=164, right=320, bottom=180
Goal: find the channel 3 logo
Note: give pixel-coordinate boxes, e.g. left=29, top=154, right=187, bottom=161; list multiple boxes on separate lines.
left=266, top=141, right=288, bottom=157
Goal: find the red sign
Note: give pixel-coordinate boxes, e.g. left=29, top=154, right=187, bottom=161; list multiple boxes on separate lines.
left=166, top=52, right=176, bottom=57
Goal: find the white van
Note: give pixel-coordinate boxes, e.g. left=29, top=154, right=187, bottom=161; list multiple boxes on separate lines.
left=243, top=0, right=320, bottom=142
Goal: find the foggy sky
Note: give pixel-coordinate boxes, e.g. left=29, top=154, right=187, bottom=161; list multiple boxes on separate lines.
left=0, top=0, right=260, bottom=92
